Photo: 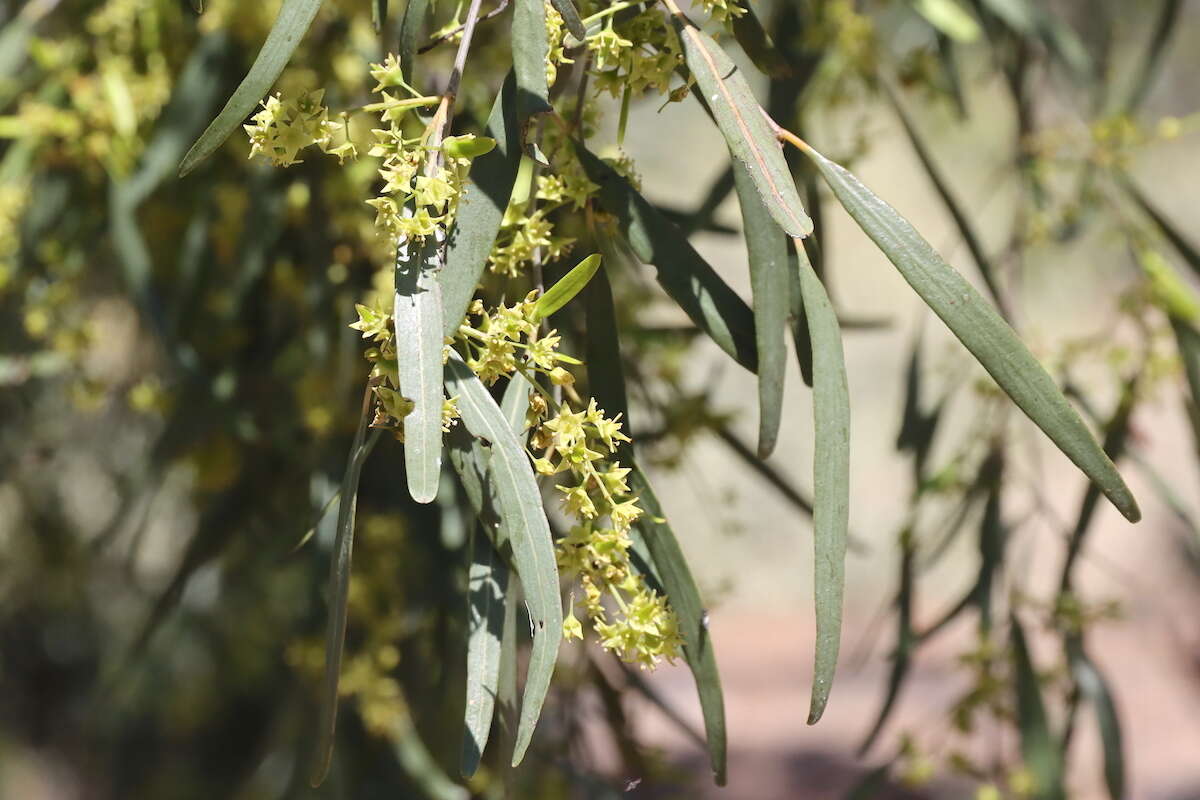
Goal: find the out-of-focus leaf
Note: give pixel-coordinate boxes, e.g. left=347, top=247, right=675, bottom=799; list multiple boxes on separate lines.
left=734, top=163, right=788, bottom=458
left=934, top=31, right=969, bottom=118
left=801, top=142, right=1140, bottom=523
left=534, top=253, right=602, bottom=319
left=1123, top=175, right=1200, bottom=280
left=312, top=406, right=384, bottom=787
left=576, top=144, right=758, bottom=372
left=796, top=249, right=850, bottom=724
left=1059, top=377, right=1137, bottom=590
left=386, top=688, right=469, bottom=800
left=914, top=0, right=981, bottom=42
left=979, top=0, right=1090, bottom=79
left=859, top=536, right=915, bottom=754
left=548, top=0, right=586, bottom=41
left=1120, top=0, right=1181, bottom=113
left=714, top=424, right=814, bottom=517
left=399, top=0, right=430, bottom=78
left=442, top=74, right=522, bottom=337
left=444, top=354, right=561, bottom=766
left=1067, top=642, right=1125, bottom=800
left=672, top=15, right=813, bottom=238
left=885, top=84, right=1008, bottom=318
left=627, top=468, right=727, bottom=784
left=394, top=236, right=445, bottom=504
left=1139, top=247, right=1200, bottom=324
left=845, top=762, right=895, bottom=800
left=372, top=0, right=388, bottom=32
left=512, top=0, right=552, bottom=128
left=582, top=262, right=727, bottom=785
left=461, top=527, right=509, bottom=777
left=1010, top=614, right=1065, bottom=800
left=730, top=0, right=793, bottom=78
left=680, top=166, right=736, bottom=236
left=178, top=0, right=323, bottom=176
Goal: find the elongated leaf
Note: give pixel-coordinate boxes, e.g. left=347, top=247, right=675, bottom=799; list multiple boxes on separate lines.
left=461, top=527, right=509, bottom=777
left=1068, top=642, right=1124, bottom=800
left=576, top=144, right=758, bottom=372
left=548, top=0, right=586, bottom=40
left=734, top=163, right=788, bottom=458
left=442, top=75, right=522, bottom=336
left=672, top=15, right=812, bottom=238
left=884, top=84, right=1008, bottom=318
left=801, top=143, right=1139, bottom=522
left=582, top=265, right=728, bottom=784
left=444, top=354, right=562, bottom=766
left=512, top=0, right=552, bottom=127
left=312, top=415, right=383, bottom=786
left=395, top=236, right=445, bottom=503
left=1121, top=0, right=1181, bottom=113
left=1010, top=615, right=1065, bottom=800
left=535, top=254, right=602, bottom=319
left=178, top=0, right=322, bottom=176
left=399, top=0, right=430, bottom=78
left=796, top=249, right=850, bottom=724
left=627, top=468, right=727, bottom=784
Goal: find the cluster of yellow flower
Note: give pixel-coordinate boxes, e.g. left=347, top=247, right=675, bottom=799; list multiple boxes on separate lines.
left=453, top=293, right=683, bottom=667
left=243, top=89, right=355, bottom=167
left=245, top=40, right=684, bottom=670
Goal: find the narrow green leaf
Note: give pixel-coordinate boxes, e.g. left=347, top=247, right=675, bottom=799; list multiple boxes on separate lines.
left=734, top=163, right=788, bottom=458
left=461, top=527, right=509, bottom=777
left=628, top=468, right=728, bottom=785
left=796, top=248, right=850, bottom=724
left=442, top=74, right=522, bottom=337
left=312, top=415, right=383, bottom=787
left=512, top=0, right=552, bottom=127
left=398, top=0, right=430, bottom=78
left=885, top=84, right=1008, bottom=318
left=534, top=254, right=602, bottom=319
left=672, top=14, right=813, bottom=238
left=576, top=144, right=758, bottom=372
left=582, top=264, right=727, bottom=784
left=444, top=354, right=562, bottom=766
left=548, top=0, right=586, bottom=41
left=395, top=236, right=445, bottom=504
left=1010, top=615, right=1066, bottom=800
left=178, top=0, right=323, bottom=176
left=1067, top=642, right=1125, bottom=800
left=802, top=143, right=1140, bottom=522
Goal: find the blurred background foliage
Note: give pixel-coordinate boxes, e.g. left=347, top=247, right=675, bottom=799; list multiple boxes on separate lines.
left=1, top=0, right=1199, bottom=798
